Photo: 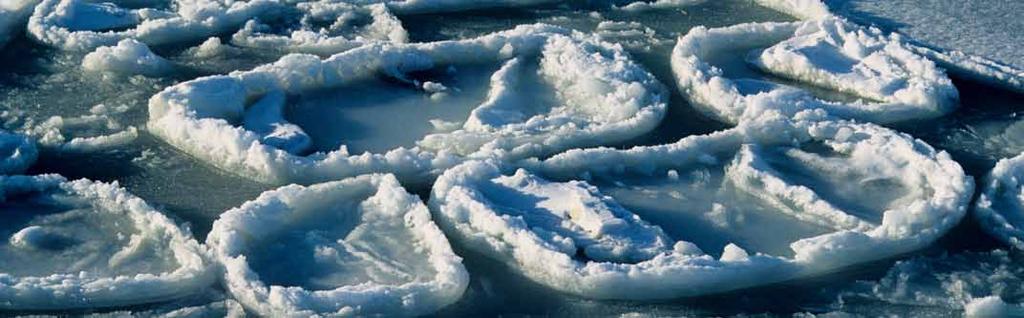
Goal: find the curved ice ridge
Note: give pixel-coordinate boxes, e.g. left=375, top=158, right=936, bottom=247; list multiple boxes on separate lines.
left=0, top=130, right=37, bottom=175
left=431, top=112, right=972, bottom=299
left=148, top=24, right=667, bottom=186
left=0, top=174, right=214, bottom=310
left=975, top=153, right=1024, bottom=250
left=672, top=16, right=958, bottom=125
left=206, top=173, right=468, bottom=316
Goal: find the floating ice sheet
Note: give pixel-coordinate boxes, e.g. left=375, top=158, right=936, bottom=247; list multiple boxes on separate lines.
left=671, top=16, right=958, bottom=125
left=0, top=130, right=37, bottom=175
left=431, top=112, right=971, bottom=299
left=206, top=173, right=468, bottom=316
left=975, top=153, right=1024, bottom=250
left=2, top=104, right=139, bottom=153
left=83, top=39, right=174, bottom=77
left=148, top=24, right=667, bottom=186
left=0, top=175, right=214, bottom=310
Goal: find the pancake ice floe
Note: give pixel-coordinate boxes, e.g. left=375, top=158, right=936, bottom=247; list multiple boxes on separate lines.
left=430, top=111, right=972, bottom=299
left=206, top=173, right=468, bottom=316
left=0, top=174, right=214, bottom=310
left=148, top=24, right=667, bottom=186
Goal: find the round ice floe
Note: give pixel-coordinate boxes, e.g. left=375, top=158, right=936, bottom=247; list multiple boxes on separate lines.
left=360, top=0, right=560, bottom=15
left=0, top=174, right=214, bottom=310
left=28, top=0, right=279, bottom=51
left=974, top=153, right=1024, bottom=250
left=431, top=113, right=971, bottom=299
left=230, top=3, right=408, bottom=56
left=148, top=24, right=667, bottom=186
left=671, top=16, right=958, bottom=125
left=0, top=130, right=37, bottom=174
left=206, top=173, right=468, bottom=317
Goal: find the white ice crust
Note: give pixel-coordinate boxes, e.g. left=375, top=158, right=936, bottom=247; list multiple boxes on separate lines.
left=671, top=16, right=958, bottom=125
left=206, top=174, right=468, bottom=317
left=431, top=111, right=971, bottom=299
left=82, top=38, right=174, bottom=77
left=148, top=24, right=667, bottom=186
left=0, top=130, right=37, bottom=175
left=0, top=174, right=214, bottom=310
left=229, top=3, right=408, bottom=56
left=348, top=0, right=559, bottom=15
left=975, top=153, right=1024, bottom=250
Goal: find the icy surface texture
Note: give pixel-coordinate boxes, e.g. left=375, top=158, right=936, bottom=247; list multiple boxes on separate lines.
left=671, top=16, right=957, bottom=125
left=148, top=24, right=667, bottom=186
left=0, top=130, right=37, bottom=175
left=430, top=111, right=972, bottom=299
left=2, top=104, right=139, bottom=153
left=206, top=173, right=468, bottom=316
left=83, top=39, right=174, bottom=77
left=0, top=175, right=214, bottom=310
left=0, top=0, right=40, bottom=48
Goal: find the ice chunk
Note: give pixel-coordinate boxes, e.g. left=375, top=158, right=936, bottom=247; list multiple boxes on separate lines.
left=206, top=174, right=468, bottom=316
left=0, top=175, right=214, bottom=310
left=357, top=0, right=561, bottom=15
left=0, top=130, right=37, bottom=175
left=613, top=0, right=705, bottom=12
left=438, top=113, right=970, bottom=299
left=975, top=153, right=1024, bottom=250
left=671, top=17, right=957, bottom=125
left=82, top=39, right=174, bottom=77
left=148, top=24, right=667, bottom=186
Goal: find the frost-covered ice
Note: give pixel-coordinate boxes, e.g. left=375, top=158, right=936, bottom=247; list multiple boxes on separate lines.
left=431, top=112, right=972, bottom=299
left=0, top=175, right=214, bottom=310
left=82, top=39, right=173, bottom=77
left=671, top=16, right=958, bottom=125
left=0, top=130, right=37, bottom=175
left=975, top=153, right=1024, bottom=250
left=148, top=24, right=667, bottom=186
left=612, top=0, right=704, bottom=12
left=2, top=104, right=138, bottom=153
left=206, top=174, right=468, bottom=316
left=356, top=0, right=560, bottom=15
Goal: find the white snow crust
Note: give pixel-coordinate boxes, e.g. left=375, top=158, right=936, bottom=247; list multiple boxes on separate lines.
left=206, top=173, right=468, bottom=317
left=975, top=153, right=1024, bottom=250
left=2, top=104, right=139, bottom=153
left=0, top=174, right=214, bottom=310
left=148, top=24, right=667, bottom=186
left=431, top=111, right=972, bottom=299
left=82, top=38, right=174, bottom=77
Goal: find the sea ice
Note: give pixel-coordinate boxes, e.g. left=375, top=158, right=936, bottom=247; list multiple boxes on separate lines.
left=0, top=0, right=40, bottom=49
left=672, top=16, right=958, bottom=125
left=0, top=130, right=37, bottom=175
left=2, top=104, right=138, bottom=153
left=229, top=3, right=408, bottom=56
left=431, top=111, right=972, bottom=299
left=975, top=153, right=1024, bottom=250
left=206, top=173, right=468, bottom=316
left=148, top=24, right=667, bottom=186
left=0, top=175, right=214, bottom=310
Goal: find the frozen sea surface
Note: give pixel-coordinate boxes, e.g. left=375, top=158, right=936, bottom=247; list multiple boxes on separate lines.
left=1, top=0, right=1024, bottom=316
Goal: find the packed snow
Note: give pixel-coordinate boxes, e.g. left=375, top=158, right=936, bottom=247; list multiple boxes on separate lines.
left=431, top=111, right=972, bottom=299
left=671, top=17, right=958, bottom=125
left=148, top=24, right=667, bottom=186
left=82, top=39, right=174, bottom=77
left=2, top=104, right=138, bottom=153
left=206, top=174, right=468, bottom=316
left=0, top=175, right=214, bottom=310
